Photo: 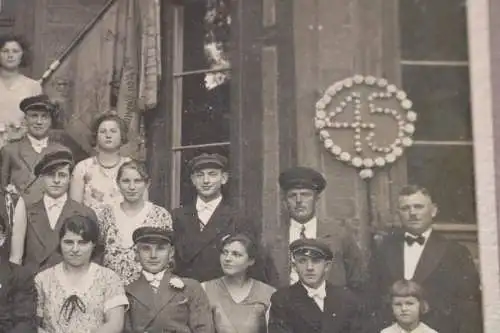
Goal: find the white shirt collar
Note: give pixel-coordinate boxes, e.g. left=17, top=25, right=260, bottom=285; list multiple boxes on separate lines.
left=142, top=269, right=166, bottom=282
left=43, top=193, right=67, bottom=208
left=196, top=195, right=223, bottom=212
left=27, top=134, right=49, bottom=146
left=290, top=216, right=318, bottom=230
left=405, top=227, right=432, bottom=242
left=302, top=281, right=327, bottom=299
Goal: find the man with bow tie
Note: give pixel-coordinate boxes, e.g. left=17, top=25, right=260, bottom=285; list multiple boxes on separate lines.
left=368, top=185, right=482, bottom=333
left=125, top=226, right=214, bottom=333
left=22, top=148, right=97, bottom=271
left=172, top=153, right=262, bottom=282
left=269, top=238, right=362, bottom=333
left=264, top=166, right=365, bottom=290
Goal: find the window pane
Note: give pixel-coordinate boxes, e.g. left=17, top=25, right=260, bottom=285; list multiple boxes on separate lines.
left=183, top=0, right=231, bottom=72
left=406, top=145, right=476, bottom=224
left=180, top=72, right=230, bottom=145
left=400, top=0, right=468, bottom=61
left=402, top=65, right=472, bottom=141
left=178, top=145, right=230, bottom=206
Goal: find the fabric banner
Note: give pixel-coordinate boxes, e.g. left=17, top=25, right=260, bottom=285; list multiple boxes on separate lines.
left=42, top=0, right=162, bottom=160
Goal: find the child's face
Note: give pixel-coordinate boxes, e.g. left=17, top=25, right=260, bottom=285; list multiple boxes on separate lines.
left=392, top=296, right=420, bottom=328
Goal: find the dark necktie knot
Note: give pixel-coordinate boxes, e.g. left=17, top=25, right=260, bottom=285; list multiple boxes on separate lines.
left=300, top=225, right=307, bottom=239
left=405, top=234, right=425, bottom=246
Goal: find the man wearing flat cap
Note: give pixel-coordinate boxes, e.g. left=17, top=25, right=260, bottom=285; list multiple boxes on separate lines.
left=19, top=147, right=97, bottom=271
left=264, top=166, right=365, bottom=291
left=125, top=226, right=214, bottom=333
left=0, top=94, right=73, bottom=207
left=269, top=238, right=362, bottom=333
left=173, top=153, right=260, bottom=282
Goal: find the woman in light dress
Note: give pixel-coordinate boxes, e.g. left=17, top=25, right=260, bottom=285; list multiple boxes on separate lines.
left=35, top=215, right=128, bottom=333
left=203, top=233, right=276, bottom=333
left=97, top=160, right=173, bottom=285
left=70, top=112, right=131, bottom=213
left=0, top=34, right=41, bottom=141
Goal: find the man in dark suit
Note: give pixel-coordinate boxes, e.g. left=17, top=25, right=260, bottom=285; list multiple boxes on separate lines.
left=368, top=185, right=482, bottom=333
left=125, top=226, right=214, bottom=333
left=269, top=238, right=362, bottom=333
left=0, top=94, right=70, bottom=206
left=172, top=153, right=259, bottom=282
left=23, top=148, right=98, bottom=271
left=264, top=166, right=365, bottom=290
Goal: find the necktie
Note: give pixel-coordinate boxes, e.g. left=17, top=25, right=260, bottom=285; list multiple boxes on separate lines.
left=307, top=289, right=326, bottom=311
left=144, top=274, right=162, bottom=293
left=405, top=234, right=425, bottom=246
left=300, top=225, right=307, bottom=239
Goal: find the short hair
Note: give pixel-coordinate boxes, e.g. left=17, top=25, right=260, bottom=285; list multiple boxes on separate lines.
left=0, top=34, right=31, bottom=68
left=398, top=185, right=433, bottom=201
left=220, top=233, right=257, bottom=260
left=116, top=159, right=150, bottom=183
left=90, top=111, right=129, bottom=147
left=388, top=279, right=430, bottom=314
left=58, top=215, right=100, bottom=258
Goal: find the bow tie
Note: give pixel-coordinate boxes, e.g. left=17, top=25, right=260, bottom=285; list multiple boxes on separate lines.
left=405, top=234, right=425, bottom=246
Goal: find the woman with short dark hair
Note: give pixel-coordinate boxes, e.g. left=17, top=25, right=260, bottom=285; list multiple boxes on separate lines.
left=70, top=111, right=131, bottom=213
left=35, top=215, right=128, bottom=333
left=202, top=233, right=276, bottom=333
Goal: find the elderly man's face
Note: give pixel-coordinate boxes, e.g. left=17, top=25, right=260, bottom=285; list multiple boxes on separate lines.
left=285, top=188, right=318, bottom=223
left=398, top=191, right=437, bottom=235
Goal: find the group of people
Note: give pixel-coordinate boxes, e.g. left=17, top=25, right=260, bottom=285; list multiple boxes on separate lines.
left=0, top=33, right=483, bottom=333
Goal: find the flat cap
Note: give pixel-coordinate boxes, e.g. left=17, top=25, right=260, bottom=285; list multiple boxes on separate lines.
left=34, top=148, right=74, bottom=177
left=133, top=226, right=173, bottom=244
left=279, top=167, right=326, bottom=193
left=290, top=238, right=333, bottom=260
left=19, top=94, right=55, bottom=113
left=188, top=153, right=228, bottom=173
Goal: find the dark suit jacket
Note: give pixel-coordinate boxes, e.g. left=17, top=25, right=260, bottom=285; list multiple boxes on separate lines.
left=124, top=272, right=214, bottom=333
left=0, top=262, right=37, bottom=333
left=263, top=216, right=366, bottom=290
left=173, top=201, right=260, bottom=282
left=269, top=282, right=362, bottom=333
left=0, top=136, right=68, bottom=206
left=24, top=198, right=97, bottom=271
left=368, top=230, right=482, bottom=333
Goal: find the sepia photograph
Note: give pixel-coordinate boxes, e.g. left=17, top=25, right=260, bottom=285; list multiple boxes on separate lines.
left=0, top=0, right=498, bottom=332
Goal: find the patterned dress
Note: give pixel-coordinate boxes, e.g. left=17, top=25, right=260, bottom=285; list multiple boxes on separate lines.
left=97, top=201, right=173, bottom=285
left=203, top=278, right=276, bottom=333
left=71, top=156, right=131, bottom=214
left=35, top=262, right=128, bottom=333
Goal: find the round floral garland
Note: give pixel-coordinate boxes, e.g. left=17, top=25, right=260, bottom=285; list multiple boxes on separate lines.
left=314, top=75, right=417, bottom=179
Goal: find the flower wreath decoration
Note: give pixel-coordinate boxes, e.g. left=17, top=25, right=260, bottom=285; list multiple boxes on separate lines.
left=314, top=75, right=417, bottom=179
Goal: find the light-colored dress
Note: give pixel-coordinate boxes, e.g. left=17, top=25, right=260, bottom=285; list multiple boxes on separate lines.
left=381, top=322, right=439, bottom=333
left=0, top=74, right=42, bottom=147
left=72, top=156, right=130, bottom=213
left=203, top=278, right=276, bottom=333
left=97, top=201, right=173, bottom=285
left=35, top=262, right=128, bottom=333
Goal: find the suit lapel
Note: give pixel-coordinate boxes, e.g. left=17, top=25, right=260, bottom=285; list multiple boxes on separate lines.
left=384, top=234, right=404, bottom=281
left=28, top=200, right=59, bottom=257
left=127, top=275, right=157, bottom=314
left=18, top=137, right=40, bottom=173
left=321, top=284, right=344, bottom=333
left=289, top=283, right=323, bottom=332
left=53, top=199, right=77, bottom=231
left=413, top=232, right=447, bottom=283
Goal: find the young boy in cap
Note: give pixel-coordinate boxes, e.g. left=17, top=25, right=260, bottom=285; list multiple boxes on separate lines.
left=18, top=147, right=97, bottom=271
left=264, top=166, right=365, bottom=290
left=125, top=226, right=214, bottom=333
left=268, top=238, right=362, bottom=333
left=0, top=94, right=70, bottom=206
left=172, top=153, right=259, bottom=282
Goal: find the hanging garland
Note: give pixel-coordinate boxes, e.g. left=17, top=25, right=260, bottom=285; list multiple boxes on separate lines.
left=314, top=75, right=417, bottom=179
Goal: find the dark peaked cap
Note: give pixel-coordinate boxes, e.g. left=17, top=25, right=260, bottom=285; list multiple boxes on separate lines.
left=34, top=148, right=74, bottom=177
left=188, top=153, right=228, bottom=173
left=290, top=238, right=333, bottom=260
left=279, top=166, right=326, bottom=193
left=19, top=94, right=55, bottom=113
left=133, top=226, right=173, bottom=244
